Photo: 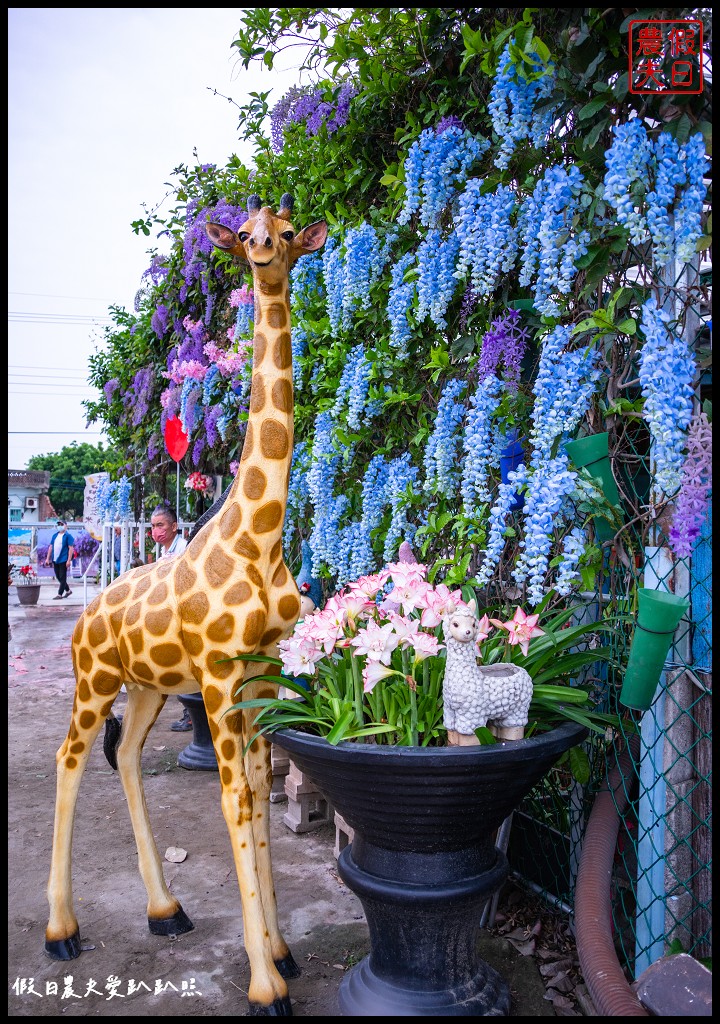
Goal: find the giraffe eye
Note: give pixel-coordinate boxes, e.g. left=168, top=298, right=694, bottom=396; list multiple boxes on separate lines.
left=238, top=232, right=250, bottom=243
left=281, top=230, right=294, bottom=241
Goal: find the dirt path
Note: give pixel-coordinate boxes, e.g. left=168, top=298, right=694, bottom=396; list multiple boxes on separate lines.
left=8, top=590, right=557, bottom=1017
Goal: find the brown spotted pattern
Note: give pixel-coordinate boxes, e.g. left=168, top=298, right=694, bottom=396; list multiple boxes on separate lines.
left=243, top=467, right=268, bottom=500
left=260, top=420, right=289, bottom=460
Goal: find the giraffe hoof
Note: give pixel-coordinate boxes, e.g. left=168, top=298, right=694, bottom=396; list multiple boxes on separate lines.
left=45, top=932, right=82, bottom=960
left=247, top=995, right=293, bottom=1016
left=275, top=952, right=301, bottom=979
left=148, top=908, right=194, bottom=936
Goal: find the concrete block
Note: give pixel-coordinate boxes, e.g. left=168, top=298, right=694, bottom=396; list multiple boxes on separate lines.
left=632, top=953, right=711, bottom=1016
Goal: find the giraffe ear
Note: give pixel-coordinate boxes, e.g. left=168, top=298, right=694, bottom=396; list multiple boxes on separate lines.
left=206, top=222, right=246, bottom=257
left=294, top=220, right=327, bottom=255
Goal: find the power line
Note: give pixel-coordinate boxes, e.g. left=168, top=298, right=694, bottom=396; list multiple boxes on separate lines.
left=9, top=312, right=113, bottom=325
left=8, top=290, right=112, bottom=301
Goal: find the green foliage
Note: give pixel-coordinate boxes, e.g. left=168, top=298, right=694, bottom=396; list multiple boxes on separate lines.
left=79, top=6, right=710, bottom=587
left=27, top=442, right=117, bottom=520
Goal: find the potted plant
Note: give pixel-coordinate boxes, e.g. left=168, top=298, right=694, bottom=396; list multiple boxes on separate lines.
left=13, top=563, right=42, bottom=606
left=232, top=561, right=622, bottom=1016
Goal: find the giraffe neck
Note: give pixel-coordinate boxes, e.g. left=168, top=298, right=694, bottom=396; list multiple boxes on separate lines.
left=224, top=276, right=294, bottom=555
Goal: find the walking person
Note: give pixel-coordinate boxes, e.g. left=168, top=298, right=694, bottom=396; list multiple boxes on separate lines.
left=44, top=520, right=75, bottom=599
left=150, top=504, right=191, bottom=730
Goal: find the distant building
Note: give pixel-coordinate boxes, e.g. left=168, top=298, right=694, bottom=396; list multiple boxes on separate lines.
left=7, top=470, right=56, bottom=524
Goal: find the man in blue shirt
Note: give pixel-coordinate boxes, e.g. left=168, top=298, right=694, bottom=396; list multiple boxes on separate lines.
left=44, top=520, right=75, bottom=599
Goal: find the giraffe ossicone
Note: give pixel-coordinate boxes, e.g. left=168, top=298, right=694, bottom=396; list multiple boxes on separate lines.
left=44, top=196, right=327, bottom=1017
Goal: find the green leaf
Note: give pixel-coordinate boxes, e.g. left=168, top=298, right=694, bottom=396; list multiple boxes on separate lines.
left=578, top=96, right=608, bottom=119
left=473, top=726, right=498, bottom=745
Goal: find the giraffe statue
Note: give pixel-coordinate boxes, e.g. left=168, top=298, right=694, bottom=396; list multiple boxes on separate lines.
left=44, top=194, right=327, bottom=1017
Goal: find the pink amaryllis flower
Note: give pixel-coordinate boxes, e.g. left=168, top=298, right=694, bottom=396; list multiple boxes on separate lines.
left=419, top=583, right=465, bottom=627
left=350, top=621, right=400, bottom=666
left=277, top=636, right=324, bottom=677
left=490, top=607, right=545, bottom=657
left=362, top=660, right=400, bottom=694
left=347, top=571, right=390, bottom=599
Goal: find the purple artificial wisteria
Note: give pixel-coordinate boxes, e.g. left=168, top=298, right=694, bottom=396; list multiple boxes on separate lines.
left=270, top=82, right=357, bottom=153
left=669, top=411, right=712, bottom=558
left=477, top=309, right=529, bottom=389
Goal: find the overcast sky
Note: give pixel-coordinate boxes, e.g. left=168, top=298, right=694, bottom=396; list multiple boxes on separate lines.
left=8, top=8, right=305, bottom=469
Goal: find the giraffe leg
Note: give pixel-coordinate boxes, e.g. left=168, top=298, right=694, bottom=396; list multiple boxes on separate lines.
left=205, top=686, right=293, bottom=1016
left=113, top=685, right=193, bottom=936
left=243, top=670, right=300, bottom=980
left=45, top=684, right=121, bottom=959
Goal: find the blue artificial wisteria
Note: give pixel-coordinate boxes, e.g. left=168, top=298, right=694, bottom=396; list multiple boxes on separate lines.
left=387, top=251, right=417, bottom=357
left=284, top=442, right=312, bottom=547
left=476, top=324, right=601, bottom=603
left=553, top=526, right=587, bottom=597
left=454, top=181, right=518, bottom=296
left=341, top=224, right=395, bottom=330
left=96, top=475, right=132, bottom=523
left=603, top=122, right=709, bottom=267
left=424, top=378, right=467, bottom=498
left=331, top=344, right=375, bottom=430
left=415, top=230, right=461, bottom=330
left=322, top=225, right=394, bottom=333
left=512, top=453, right=581, bottom=604
left=517, top=165, right=590, bottom=317
left=461, top=376, right=504, bottom=514
left=527, top=324, right=602, bottom=464
left=398, top=124, right=489, bottom=228
left=488, top=43, right=556, bottom=170
left=638, top=297, right=696, bottom=497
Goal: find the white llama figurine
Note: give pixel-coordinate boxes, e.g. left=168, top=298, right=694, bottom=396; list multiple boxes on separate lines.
left=442, top=599, right=533, bottom=744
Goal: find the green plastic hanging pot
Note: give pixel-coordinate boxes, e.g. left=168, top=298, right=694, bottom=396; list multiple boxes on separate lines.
left=564, top=432, right=620, bottom=544
left=619, top=589, right=689, bottom=711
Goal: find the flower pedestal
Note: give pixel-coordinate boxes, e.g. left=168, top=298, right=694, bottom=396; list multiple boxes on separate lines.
left=272, top=721, right=587, bottom=1017
left=176, top=694, right=218, bottom=771
left=619, top=589, right=689, bottom=711
left=16, top=583, right=42, bottom=606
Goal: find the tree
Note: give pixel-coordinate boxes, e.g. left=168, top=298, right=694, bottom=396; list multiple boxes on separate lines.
left=27, top=442, right=117, bottom=520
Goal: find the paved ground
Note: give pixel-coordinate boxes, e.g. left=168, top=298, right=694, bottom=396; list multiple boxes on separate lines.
left=8, top=583, right=556, bottom=1017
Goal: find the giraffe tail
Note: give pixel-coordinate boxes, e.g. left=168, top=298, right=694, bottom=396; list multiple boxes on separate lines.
left=102, top=712, right=123, bottom=770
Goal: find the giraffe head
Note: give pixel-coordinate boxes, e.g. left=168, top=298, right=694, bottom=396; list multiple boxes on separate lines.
left=206, top=194, right=327, bottom=285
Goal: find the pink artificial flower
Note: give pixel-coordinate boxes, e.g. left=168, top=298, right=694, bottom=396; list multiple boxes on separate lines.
left=303, top=607, right=346, bottom=655
left=350, top=621, right=400, bottom=666
left=490, top=607, right=545, bottom=657
left=362, top=660, right=398, bottom=694
left=384, top=577, right=430, bottom=616
left=419, top=583, right=465, bottom=627
left=347, top=571, right=390, bottom=599
left=407, top=631, right=443, bottom=662
left=333, top=590, right=376, bottom=623
left=277, top=636, right=324, bottom=677
left=386, top=611, right=421, bottom=647
left=385, top=560, right=428, bottom=584
left=473, top=614, right=493, bottom=655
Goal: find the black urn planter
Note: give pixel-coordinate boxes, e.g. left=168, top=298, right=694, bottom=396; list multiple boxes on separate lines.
left=272, top=722, right=587, bottom=1017
left=176, top=693, right=218, bottom=771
